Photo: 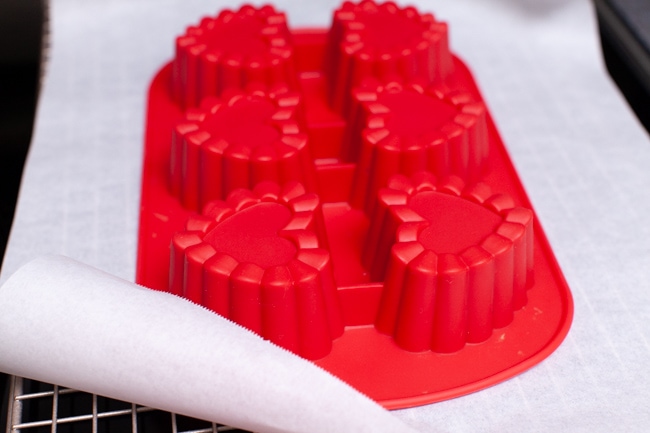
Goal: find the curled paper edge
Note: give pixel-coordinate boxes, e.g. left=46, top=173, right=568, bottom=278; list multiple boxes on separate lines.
left=0, top=255, right=419, bottom=433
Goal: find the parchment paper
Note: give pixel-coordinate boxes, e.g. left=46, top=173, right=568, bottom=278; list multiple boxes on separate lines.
left=0, top=255, right=420, bottom=433
left=2, top=0, right=649, bottom=431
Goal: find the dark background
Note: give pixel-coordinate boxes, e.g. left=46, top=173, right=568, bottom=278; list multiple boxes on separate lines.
left=0, top=0, right=648, bottom=430
left=1, top=0, right=45, bottom=428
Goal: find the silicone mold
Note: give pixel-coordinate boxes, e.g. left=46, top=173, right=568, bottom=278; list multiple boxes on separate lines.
left=137, top=1, right=573, bottom=409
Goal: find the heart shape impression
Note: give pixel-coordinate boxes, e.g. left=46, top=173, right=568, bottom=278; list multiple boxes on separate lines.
left=203, top=202, right=296, bottom=268
left=365, top=174, right=534, bottom=353
left=169, top=182, right=344, bottom=360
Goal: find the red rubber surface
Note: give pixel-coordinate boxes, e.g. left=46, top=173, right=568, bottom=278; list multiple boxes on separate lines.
left=137, top=5, right=573, bottom=410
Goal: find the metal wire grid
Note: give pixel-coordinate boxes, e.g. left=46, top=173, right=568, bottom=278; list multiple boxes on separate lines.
left=5, top=376, right=250, bottom=433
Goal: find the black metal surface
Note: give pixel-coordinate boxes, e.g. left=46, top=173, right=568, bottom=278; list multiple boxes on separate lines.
left=1, top=2, right=45, bottom=430
left=595, top=0, right=650, bottom=133
left=0, top=1, right=44, bottom=262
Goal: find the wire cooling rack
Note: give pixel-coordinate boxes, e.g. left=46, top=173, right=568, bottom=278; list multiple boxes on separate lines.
left=4, top=375, right=250, bottom=433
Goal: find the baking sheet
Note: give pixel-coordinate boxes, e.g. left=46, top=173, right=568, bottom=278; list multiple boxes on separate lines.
left=2, top=0, right=650, bottom=431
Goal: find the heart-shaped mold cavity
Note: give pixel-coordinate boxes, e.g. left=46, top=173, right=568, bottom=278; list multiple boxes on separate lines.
left=325, top=0, right=452, bottom=115
left=172, top=4, right=296, bottom=109
left=368, top=173, right=534, bottom=352
left=203, top=202, right=296, bottom=268
left=202, top=98, right=280, bottom=146
left=411, top=192, right=502, bottom=254
left=380, top=91, right=458, bottom=136
left=169, top=181, right=343, bottom=360
left=170, top=87, right=314, bottom=211
left=345, top=82, right=488, bottom=213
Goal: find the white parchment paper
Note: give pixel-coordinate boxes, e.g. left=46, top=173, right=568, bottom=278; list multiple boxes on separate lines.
left=0, top=255, right=420, bottom=433
left=1, top=0, right=650, bottom=431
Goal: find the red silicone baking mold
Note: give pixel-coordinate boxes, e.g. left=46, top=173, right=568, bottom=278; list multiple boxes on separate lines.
left=137, top=1, right=573, bottom=409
